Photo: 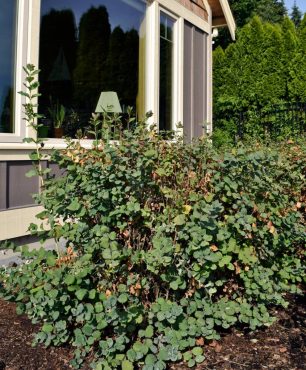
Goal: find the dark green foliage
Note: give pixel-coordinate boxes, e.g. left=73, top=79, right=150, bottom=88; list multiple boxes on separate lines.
left=288, top=15, right=306, bottom=101
left=214, top=0, right=287, bottom=48
left=255, top=0, right=286, bottom=24
left=213, top=16, right=306, bottom=144
left=291, top=1, right=303, bottom=28
left=1, top=116, right=305, bottom=368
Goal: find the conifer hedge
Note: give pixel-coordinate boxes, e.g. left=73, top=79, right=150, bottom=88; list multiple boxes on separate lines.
left=213, top=15, right=306, bottom=145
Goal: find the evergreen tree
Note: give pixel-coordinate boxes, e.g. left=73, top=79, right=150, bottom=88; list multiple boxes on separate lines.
left=291, top=1, right=302, bottom=27
left=255, top=0, right=286, bottom=24
left=279, top=17, right=298, bottom=99
left=215, top=0, right=287, bottom=48
left=288, top=15, right=306, bottom=100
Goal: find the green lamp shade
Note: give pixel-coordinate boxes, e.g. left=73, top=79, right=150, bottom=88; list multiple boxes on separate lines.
left=95, top=91, right=122, bottom=113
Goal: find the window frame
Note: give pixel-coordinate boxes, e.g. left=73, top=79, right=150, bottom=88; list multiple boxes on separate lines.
left=0, top=0, right=29, bottom=143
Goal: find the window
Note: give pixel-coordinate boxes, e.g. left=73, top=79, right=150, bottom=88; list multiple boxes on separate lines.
left=39, top=0, right=146, bottom=138
left=0, top=1, right=17, bottom=134
left=159, top=12, right=175, bottom=132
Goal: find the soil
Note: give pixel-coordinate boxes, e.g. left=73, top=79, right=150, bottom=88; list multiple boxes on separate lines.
left=0, top=295, right=305, bottom=370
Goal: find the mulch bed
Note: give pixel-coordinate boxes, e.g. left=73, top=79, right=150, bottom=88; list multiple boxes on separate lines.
left=0, top=295, right=305, bottom=370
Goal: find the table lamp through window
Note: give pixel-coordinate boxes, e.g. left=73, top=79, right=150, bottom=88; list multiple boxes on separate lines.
left=94, top=91, right=122, bottom=140
left=95, top=91, right=122, bottom=114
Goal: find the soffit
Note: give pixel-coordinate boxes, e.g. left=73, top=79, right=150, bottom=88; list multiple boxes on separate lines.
left=206, top=0, right=236, bottom=39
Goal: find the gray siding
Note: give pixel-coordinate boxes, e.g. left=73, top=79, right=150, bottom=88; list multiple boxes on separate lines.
left=0, top=162, right=7, bottom=210
left=184, top=21, right=208, bottom=141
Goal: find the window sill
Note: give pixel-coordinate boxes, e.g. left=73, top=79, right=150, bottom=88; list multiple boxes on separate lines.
left=0, top=138, right=96, bottom=151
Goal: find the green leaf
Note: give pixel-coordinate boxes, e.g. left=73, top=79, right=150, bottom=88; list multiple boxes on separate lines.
left=82, top=324, right=93, bottom=336
left=64, top=275, right=75, bottom=285
left=219, top=255, right=232, bottom=267
left=122, top=360, right=134, bottom=370
left=170, top=281, right=179, bottom=290
left=145, top=354, right=157, bottom=365
left=95, top=302, right=103, bottom=313
left=195, top=355, right=205, bottom=363
left=75, top=289, right=87, bottom=300
left=42, top=323, right=53, bottom=333
left=192, top=347, right=203, bottom=356
left=67, top=199, right=81, bottom=211
left=25, top=169, right=38, bottom=178
left=118, top=293, right=129, bottom=303
left=145, top=325, right=154, bottom=338
left=173, top=214, right=186, bottom=226
left=144, top=149, right=157, bottom=158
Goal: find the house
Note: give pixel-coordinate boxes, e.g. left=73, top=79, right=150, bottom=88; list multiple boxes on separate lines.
left=0, top=0, right=235, bottom=242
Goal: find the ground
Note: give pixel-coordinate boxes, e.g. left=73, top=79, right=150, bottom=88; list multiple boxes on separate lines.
left=0, top=295, right=305, bottom=370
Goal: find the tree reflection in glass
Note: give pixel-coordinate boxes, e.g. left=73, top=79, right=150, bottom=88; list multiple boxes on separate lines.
left=159, top=12, right=174, bottom=132
left=39, top=0, right=146, bottom=138
left=0, top=0, right=17, bottom=133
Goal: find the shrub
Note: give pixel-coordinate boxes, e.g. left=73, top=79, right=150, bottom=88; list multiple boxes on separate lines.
left=1, top=62, right=305, bottom=369
left=0, top=119, right=305, bottom=369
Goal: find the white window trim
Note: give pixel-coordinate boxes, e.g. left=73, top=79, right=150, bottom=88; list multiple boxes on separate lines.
left=145, top=0, right=210, bottom=134
left=145, top=2, right=184, bottom=133
left=0, top=0, right=29, bottom=143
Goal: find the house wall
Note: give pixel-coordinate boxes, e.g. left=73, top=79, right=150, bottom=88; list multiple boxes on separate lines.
left=176, top=0, right=208, bottom=21
left=0, top=0, right=214, bottom=241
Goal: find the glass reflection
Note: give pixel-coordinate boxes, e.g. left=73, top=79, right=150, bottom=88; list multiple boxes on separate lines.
left=39, top=0, right=146, bottom=138
left=159, top=13, right=174, bottom=132
left=0, top=0, right=17, bottom=134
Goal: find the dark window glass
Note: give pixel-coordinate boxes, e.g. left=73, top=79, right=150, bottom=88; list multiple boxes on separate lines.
left=159, top=12, right=174, bottom=132
left=0, top=1, right=17, bottom=134
left=39, top=0, right=146, bottom=138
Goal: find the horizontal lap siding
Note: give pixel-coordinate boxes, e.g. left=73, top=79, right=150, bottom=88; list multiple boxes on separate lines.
left=175, top=0, right=208, bottom=21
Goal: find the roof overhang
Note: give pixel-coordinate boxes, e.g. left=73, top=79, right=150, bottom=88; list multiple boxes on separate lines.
left=207, top=0, right=236, bottom=40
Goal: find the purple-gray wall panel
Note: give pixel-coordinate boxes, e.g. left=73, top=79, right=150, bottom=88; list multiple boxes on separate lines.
left=183, top=21, right=208, bottom=141
left=183, top=22, right=193, bottom=142
left=0, top=162, right=7, bottom=211
left=7, top=161, right=39, bottom=209
left=193, top=27, right=207, bottom=137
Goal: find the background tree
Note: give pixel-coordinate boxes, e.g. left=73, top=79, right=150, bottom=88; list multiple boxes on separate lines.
left=215, top=0, right=287, bottom=48
left=288, top=15, right=306, bottom=100
left=255, top=0, right=286, bottom=23
left=290, top=1, right=302, bottom=27
left=213, top=16, right=306, bottom=143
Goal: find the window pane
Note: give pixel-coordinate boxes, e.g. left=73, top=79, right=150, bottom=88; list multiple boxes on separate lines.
left=159, top=12, right=174, bottom=132
left=0, top=1, right=17, bottom=134
left=39, top=0, right=146, bottom=138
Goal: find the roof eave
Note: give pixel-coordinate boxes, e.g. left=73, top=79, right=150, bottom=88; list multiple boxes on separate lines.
left=208, top=0, right=236, bottom=40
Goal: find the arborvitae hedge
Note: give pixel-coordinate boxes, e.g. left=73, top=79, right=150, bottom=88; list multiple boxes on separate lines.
left=213, top=15, right=306, bottom=144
